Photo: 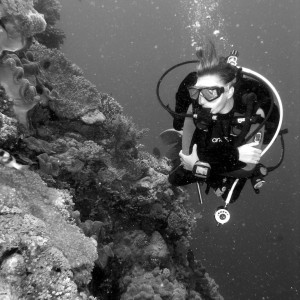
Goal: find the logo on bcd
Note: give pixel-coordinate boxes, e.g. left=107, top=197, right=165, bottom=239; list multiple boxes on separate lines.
left=212, top=137, right=229, bottom=143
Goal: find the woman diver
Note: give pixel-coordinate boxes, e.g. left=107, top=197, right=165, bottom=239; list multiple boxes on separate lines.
left=167, top=41, right=275, bottom=203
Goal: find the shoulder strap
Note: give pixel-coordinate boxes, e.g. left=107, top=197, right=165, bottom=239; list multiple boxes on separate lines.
left=233, top=93, right=258, bottom=147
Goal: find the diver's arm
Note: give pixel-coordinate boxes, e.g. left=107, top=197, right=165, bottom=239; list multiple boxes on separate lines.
left=179, top=144, right=211, bottom=179
left=237, top=108, right=265, bottom=164
left=179, top=142, right=240, bottom=177
left=182, top=105, right=195, bottom=155
left=204, top=107, right=265, bottom=173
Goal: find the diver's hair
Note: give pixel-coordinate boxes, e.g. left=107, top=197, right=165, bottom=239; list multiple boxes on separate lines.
left=196, top=41, right=237, bottom=84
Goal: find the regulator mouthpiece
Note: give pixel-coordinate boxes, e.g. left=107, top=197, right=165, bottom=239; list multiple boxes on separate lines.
left=214, top=206, right=231, bottom=225
left=227, top=50, right=239, bottom=66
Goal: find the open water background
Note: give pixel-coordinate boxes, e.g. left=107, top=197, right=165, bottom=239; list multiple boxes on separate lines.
left=59, top=0, right=300, bottom=299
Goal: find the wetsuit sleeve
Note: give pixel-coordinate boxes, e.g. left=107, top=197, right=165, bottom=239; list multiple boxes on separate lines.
left=173, top=72, right=197, bottom=131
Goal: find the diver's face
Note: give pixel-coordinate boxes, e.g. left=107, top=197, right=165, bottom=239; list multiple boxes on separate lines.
left=195, top=74, right=234, bottom=114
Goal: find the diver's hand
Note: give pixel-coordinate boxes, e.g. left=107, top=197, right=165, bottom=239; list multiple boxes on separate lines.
left=179, top=144, right=199, bottom=171
left=238, top=141, right=262, bottom=164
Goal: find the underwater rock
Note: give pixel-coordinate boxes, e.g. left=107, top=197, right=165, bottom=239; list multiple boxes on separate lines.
left=81, top=109, right=106, bottom=125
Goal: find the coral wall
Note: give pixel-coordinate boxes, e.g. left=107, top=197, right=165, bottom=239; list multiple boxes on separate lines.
left=0, top=3, right=224, bottom=298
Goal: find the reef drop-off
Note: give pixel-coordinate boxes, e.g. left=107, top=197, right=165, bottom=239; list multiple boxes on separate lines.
left=0, top=1, right=224, bottom=299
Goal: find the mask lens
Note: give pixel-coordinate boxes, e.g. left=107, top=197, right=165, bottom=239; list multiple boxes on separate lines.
left=188, top=86, right=224, bottom=102
left=188, top=87, right=200, bottom=100
left=200, top=88, right=220, bottom=101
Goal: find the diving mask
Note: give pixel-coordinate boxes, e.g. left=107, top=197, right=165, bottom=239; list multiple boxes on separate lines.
left=188, top=86, right=225, bottom=102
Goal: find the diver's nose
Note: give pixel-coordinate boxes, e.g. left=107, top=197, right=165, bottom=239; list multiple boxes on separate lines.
left=198, top=95, right=206, bottom=106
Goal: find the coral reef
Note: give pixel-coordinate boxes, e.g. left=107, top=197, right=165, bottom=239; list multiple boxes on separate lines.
left=0, top=166, right=97, bottom=299
left=114, top=231, right=224, bottom=300
left=120, top=266, right=188, bottom=300
left=0, top=25, right=224, bottom=299
left=26, top=43, right=123, bottom=123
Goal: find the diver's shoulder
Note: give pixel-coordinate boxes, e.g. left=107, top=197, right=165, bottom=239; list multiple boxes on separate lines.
left=237, top=76, right=269, bottom=95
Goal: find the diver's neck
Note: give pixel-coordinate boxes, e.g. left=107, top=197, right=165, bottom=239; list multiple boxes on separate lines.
left=219, top=97, right=234, bottom=114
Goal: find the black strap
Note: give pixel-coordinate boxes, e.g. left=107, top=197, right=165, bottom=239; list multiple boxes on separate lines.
left=233, top=92, right=256, bottom=147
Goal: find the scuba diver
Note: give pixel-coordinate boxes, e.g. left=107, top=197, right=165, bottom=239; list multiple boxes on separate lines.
left=156, top=41, right=286, bottom=225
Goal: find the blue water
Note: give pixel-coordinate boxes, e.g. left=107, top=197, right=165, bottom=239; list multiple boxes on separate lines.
left=59, top=0, right=300, bottom=299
